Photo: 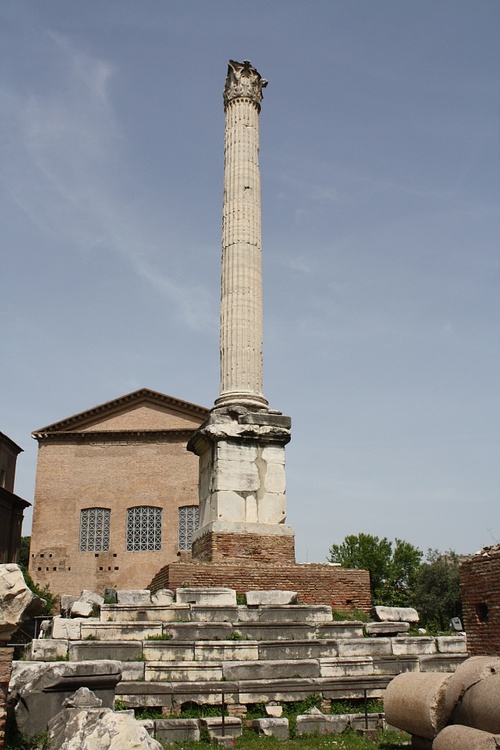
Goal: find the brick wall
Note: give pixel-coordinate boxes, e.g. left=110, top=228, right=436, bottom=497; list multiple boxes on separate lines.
left=30, top=433, right=201, bottom=597
left=460, top=545, right=500, bottom=656
left=149, top=560, right=371, bottom=611
left=0, top=647, right=13, bottom=750
left=192, top=531, right=295, bottom=563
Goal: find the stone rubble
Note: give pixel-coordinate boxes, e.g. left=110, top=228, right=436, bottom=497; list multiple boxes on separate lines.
left=0, top=564, right=45, bottom=641
left=48, top=687, right=162, bottom=750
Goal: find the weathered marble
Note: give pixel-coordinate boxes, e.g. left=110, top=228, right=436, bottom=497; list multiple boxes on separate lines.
left=0, top=564, right=45, bottom=641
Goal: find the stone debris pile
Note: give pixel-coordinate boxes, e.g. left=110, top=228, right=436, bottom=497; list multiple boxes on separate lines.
left=0, top=564, right=45, bottom=641
left=48, top=687, right=162, bottom=750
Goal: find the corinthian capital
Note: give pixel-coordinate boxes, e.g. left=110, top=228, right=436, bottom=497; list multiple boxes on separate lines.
left=223, top=60, right=268, bottom=110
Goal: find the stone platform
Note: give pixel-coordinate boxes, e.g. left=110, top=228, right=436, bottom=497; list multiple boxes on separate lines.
left=18, top=588, right=468, bottom=716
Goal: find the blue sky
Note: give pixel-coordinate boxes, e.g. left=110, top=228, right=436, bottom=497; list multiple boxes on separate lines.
left=1, top=0, right=499, bottom=562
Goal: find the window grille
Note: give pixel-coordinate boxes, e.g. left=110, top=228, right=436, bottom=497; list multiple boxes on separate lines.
left=178, top=505, right=199, bottom=550
left=126, top=506, right=162, bottom=551
left=80, top=508, right=110, bottom=552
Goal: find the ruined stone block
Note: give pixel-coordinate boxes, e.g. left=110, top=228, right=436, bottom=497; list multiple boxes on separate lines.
left=117, top=590, right=152, bottom=605
left=222, top=658, right=320, bottom=681
left=296, top=713, right=349, bottom=736
left=337, top=638, right=392, bottom=657
left=154, top=718, right=200, bottom=744
left=194, top=641, right=259, bottom=661
left=145, top=661, right=223, bottom=682
left=199, top=716, right=242, bottom=739
left=251, top=718, right=289, bottom=739
left=245, top=591, right=297, bottom=606
left=29, top=639, right=68, bottom=661
left=391, top=637, right=436, bottom=656
left=175, top=588, right=237, bottom=606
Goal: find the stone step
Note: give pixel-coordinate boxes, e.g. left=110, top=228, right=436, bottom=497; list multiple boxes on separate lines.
left=115, top=675, right=393, bottom=708
left=257, top=639, right=331, bottom=660
left=69, top=640, right=143, bottom=662
left=100, top=604, right=191, bottom=623
left=118, top=653, right=467, bottom=683
left=165, top=622, right=234, bottom=640
left=27, top=637, right=468, bottom=666
left=237, top=605, right=333, bottom=624
left=145, top=661, right=223, bottom=682
left=80, top=621, right=164, bottom=641
left=142, top=659, right=322, bottom=683
left=231, top=623, right=316, bottom=640
left=100, top=603, right=333, bottom=625
left=317, top=622, right=364, bottom=639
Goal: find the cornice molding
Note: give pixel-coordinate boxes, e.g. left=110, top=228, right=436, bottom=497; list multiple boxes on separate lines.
left=32, top=388, right=209, bottom=436
left=32, top=429, right=197, bottom=443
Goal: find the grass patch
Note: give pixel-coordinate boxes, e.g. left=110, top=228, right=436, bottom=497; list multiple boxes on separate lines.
left=332, top=609, right=370, bottom=623
left=330, top=699, right=384, bottom=715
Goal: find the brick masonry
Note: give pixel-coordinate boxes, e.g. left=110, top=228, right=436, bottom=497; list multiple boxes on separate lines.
left=460, top=545, right=500, bottom=656
left=0, top=647, right=13, bottom=750
left=191, top=531, right=295, bottom=563
left=29, top=390, right=209, bottom=598
left=149, top=560, right=371, bottom=611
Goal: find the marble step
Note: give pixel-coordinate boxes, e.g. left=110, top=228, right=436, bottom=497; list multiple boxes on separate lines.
left=115, top=675, right=393, bottom=708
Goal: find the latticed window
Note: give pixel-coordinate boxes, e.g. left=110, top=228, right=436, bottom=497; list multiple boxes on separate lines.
left=80, top=508, right=110, bottom=552
left=178, top=505, right=199, bottom=550
left=126, top=506, right=162, bottom=551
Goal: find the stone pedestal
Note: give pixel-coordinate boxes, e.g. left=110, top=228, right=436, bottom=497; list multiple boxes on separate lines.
left=188, top=406, right=294, bottom=563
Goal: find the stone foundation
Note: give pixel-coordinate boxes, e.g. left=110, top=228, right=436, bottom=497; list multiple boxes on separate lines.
left=149, top=560, right=371, bottom=611
left=191, top=530, right=295, bottom=563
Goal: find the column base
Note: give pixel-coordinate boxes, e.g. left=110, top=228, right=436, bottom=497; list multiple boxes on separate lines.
left=192, top=522, right=295, bottom=564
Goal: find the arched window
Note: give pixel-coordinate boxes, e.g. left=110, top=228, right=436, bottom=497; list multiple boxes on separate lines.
left=80, top=508, right=110, bottom=552
left=126, top=506, right=162, bottom=551
left=178, top=505, right=199, bottom=550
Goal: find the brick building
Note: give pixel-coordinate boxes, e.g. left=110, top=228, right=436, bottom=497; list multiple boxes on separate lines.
left=460, top=545, right=500, bottom=656
left=29, top=389, right=208, bottom=597
left=0, top=432, right=30, bottom=564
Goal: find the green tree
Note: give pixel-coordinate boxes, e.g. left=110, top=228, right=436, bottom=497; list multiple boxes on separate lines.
left=415, top=549, right=462, bottom=631
left=18, top=535, right=31, bottom=568
left=328, top=533, right=422, bottom=605
left=384, top=538, right=424, bottom=607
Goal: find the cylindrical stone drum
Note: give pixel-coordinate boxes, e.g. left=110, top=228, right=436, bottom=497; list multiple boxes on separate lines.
left=433, top=725, right=500, bottom=750
left=452, top=674, right=500, bottom=734
left=384, top=672, right=455, bottom=740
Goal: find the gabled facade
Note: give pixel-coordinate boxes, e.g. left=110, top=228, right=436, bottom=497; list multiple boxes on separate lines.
left=29, top=389, right=209, bottom=596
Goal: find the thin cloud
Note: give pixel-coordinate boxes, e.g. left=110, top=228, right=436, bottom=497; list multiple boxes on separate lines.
left=1, top=31, right=214, bottom=331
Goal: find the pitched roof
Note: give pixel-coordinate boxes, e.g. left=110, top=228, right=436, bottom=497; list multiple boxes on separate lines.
left=32, top=388, right=209, bottom=437
left=0, top=431, right=23, bottom=455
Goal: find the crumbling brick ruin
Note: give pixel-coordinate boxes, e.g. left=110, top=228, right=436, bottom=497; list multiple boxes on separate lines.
left=460, top=545, right=500, bottom=656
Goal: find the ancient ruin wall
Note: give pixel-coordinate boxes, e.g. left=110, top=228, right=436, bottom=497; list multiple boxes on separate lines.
left=460, top=545, right=500, bottom=656
left=149, top=560, right=371, bottom=611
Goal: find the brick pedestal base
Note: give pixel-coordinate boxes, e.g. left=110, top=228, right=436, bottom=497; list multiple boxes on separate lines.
left=149, top=560, right=371, bottom=611
left=191, top=531, right=295, bottom=564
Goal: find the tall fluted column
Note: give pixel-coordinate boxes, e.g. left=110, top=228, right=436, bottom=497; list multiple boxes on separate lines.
left=215, top=60, right=268, bottom=409
left=188, top=61, right=294, bottom=564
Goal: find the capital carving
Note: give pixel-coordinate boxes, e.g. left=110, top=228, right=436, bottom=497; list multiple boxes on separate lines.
left=223, top=60, right=267, bottom=110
